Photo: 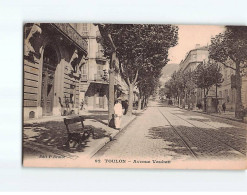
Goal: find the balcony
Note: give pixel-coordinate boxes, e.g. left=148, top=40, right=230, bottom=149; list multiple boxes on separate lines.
left=52, top=23, right=88, bottom=53
left=96, top=51, right=107, bottom=63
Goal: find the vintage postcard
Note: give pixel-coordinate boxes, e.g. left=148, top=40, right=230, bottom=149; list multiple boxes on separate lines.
left=23, top=23, right=247, bottom=169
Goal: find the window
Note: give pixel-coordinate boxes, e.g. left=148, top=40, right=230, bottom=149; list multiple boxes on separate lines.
left=81, top=64, right=87, bottom=75
left=82, top=24, right=88, bottom=35
left=97, top=65, right=103, bottom=76
left=82, top=24, right=87, bottom=31
left=219, top=91, right=222, bottom=98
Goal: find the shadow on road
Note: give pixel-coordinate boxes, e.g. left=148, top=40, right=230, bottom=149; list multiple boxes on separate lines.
left=147, top=126, right=193, bottom=159
left=147, top=125, right=246, bottom=159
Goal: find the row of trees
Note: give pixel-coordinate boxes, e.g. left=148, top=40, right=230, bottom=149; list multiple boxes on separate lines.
left=162, top=26, right=247, bottom=118
left=162, top=61, right=224, bottom=112
left=95, top=24, right=178, bottom=120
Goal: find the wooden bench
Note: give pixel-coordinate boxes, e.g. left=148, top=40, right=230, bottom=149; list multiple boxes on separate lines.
left=64, top=116, right=94, bottom=149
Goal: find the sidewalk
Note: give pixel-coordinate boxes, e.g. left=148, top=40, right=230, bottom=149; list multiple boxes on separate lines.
left=23, top=111, right=138, bottom=160
left=190, top=108, right=244, bottom=123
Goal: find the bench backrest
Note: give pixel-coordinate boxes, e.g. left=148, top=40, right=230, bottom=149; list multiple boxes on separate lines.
left=64, top=116, right=85, bottom=133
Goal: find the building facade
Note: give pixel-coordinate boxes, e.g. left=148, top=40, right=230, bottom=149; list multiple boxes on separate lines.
left=178, top=45, right=213, bottom=109
left=23, top=23, right=88, bottom=120
left=77, top=24, right=128, bottom=111
left=178, top=44, right=247, bottom=112
left=217, top=62, right=247, bottom=111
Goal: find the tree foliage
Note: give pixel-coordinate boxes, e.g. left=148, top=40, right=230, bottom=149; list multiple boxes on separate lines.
left=193, top=61, right=223, bottom=92
left=98, top=24, right=178, bottom=84
left=210, top=26, right=247, bottom=69
left=97, top=24, right=178, bottom=114
left=209, top=26, right=247, bottom=118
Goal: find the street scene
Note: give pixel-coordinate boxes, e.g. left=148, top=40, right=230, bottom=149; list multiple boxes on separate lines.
left=95, top=101, right=246, bottom=161
left=23, top=23, right=247, bottom=169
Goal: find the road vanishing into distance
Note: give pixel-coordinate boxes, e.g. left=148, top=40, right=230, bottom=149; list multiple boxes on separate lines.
left=94, top=101, right=246, bottom=161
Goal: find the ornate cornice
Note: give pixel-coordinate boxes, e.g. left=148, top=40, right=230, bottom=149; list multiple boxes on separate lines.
left=52, top=23, right=88, bottom=54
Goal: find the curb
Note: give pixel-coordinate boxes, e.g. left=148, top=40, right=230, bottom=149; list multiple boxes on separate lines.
left=89, top=115, right=138, bottom=158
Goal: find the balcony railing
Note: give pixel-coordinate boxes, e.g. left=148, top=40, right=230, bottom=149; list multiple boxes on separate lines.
left=52, top=23, right=88, bottom=52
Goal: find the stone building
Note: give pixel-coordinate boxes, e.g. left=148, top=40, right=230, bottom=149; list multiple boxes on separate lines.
left=78, top=24, right=128, bottom=111
left=178, top=44, right=247, bottom=112
left=178, top=45, right=213, bottom=109
left=23, top=23, right=88, bottom=120
left=217, top=62, right=247, bottom=111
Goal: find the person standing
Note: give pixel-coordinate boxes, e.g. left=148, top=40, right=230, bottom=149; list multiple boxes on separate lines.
left=114, top=98, right=123, bottom=130
left=222, top=102, right=226, bottom=113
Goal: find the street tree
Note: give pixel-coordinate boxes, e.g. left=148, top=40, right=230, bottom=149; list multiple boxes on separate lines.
left=164, top=71, right=181, bottom=104
left=95, top=24, right=118, bottom=122
left=193, top=62, right=223, bottom=112
left=209, top=26, right=247, bottom=118
left=183, top=70, right=197, bottom=109
left=137, top=60, right=164, bottom=110
left=96, top=24, right=178, bottom=115
left=137, top=72, right=161, bottom=109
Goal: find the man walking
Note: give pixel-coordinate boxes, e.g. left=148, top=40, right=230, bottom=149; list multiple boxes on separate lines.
left=114, top=97, right=123, bottom=130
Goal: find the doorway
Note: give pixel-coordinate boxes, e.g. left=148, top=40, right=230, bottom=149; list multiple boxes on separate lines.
left=41, top=45, right=58, bottom=116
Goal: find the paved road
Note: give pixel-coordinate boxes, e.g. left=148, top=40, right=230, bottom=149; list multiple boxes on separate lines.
left=94, top=101, right=246, bottom=161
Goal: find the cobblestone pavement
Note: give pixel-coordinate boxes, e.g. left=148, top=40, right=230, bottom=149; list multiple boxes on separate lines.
left=94, top=101, right=246, bottom=161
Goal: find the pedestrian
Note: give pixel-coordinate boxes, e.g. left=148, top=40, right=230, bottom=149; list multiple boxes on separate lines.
left=114, top=97, right=123, bottom=130
left=222, top=102, right=226, bottom=113
left=123, top=100, right=128, bottom=115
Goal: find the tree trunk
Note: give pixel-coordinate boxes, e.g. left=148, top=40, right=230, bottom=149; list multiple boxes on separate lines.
left=127, top=83, right=134, bottom=116
left=137, top=95, right=142, bottom=110
left=108, top=52, right=116, bottom=123
left=143, top=96, right=146, bottom=108
left=144, top=96, right=148, bottom=107
left=108, top=68, right=115, bottom=123
left=203, top=88, right=207, bottom=112
left=235, top=63, right=243, bottom=119
left=141, top=97, right=145, bottom=109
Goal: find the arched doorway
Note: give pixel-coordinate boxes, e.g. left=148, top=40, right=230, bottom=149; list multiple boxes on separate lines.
left=41, top=45, right=58, bottom=116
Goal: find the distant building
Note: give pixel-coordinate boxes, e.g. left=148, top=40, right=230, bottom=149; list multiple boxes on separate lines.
left=178, top=45, right=214, bottom=109
left=178, top=44, right=247, bottom=112
left=23, top=23, right=88, bottom=120
left=179, top=44, right=209, bottom=72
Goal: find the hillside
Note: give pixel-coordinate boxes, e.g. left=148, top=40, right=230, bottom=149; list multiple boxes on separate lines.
left=160, top=63, right=179, bottom=85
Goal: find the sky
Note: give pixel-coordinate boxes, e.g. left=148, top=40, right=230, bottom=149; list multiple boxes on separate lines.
left=168, top=25, right=226, bottom=64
